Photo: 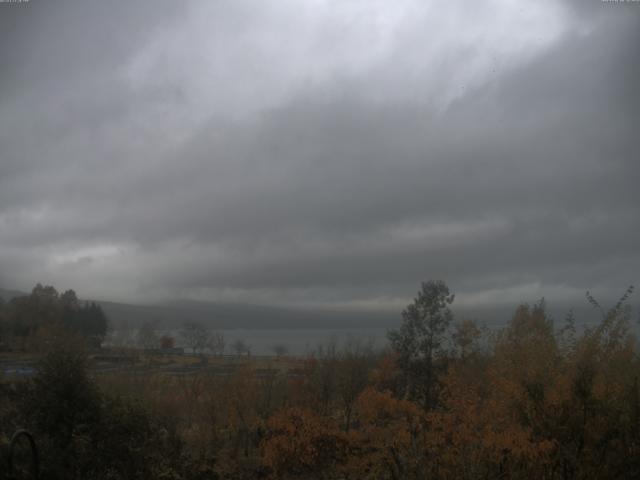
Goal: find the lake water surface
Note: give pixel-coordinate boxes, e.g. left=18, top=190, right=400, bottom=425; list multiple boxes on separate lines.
left=112, top=328, right=391, bottom=356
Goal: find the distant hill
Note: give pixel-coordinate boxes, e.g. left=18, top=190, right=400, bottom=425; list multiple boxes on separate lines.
left=0, top=286, right=628, bottom=331
left=97, top=298, right=612, bottom=331
left=97, top=299, right=397, bottom=330
left=1, top=286, right=398, bottom=330
left=0, top=288, right=27, bottom=302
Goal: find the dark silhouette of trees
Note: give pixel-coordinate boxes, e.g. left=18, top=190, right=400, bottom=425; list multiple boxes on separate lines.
left=13, top=343, right=184, bottom=480
left=61, top=298, right=108, bottom=347
left=2, top=284, right=108, bottom=350
left=27, top=346, right=100, bottom=447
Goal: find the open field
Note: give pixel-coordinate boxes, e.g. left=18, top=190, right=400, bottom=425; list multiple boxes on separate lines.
left=1, top=349, right=305, bottom=381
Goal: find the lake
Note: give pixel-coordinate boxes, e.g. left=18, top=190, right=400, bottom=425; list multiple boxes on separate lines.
left=110, top=328, right=391, bottom=356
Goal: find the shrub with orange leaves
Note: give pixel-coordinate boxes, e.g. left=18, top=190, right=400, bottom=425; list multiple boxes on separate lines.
left=370, top=352, right=402, bottom=395
left=344, top=387, right=430, bottom=479
left=261, top=407, right=348, bottom=479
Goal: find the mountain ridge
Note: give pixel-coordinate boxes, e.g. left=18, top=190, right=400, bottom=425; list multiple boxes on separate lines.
left=0, top=286, right=623, bottom=331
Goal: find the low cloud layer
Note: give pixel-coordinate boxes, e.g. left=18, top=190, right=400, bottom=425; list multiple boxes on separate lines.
left=0, top=0, right=638, bottom=311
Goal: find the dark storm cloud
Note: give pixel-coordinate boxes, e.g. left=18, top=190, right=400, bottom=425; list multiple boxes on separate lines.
left=0, top=0, right=638, bottom=309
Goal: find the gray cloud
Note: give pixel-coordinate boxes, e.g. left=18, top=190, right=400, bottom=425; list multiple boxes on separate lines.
left=0, top=0, right=638, bottom=312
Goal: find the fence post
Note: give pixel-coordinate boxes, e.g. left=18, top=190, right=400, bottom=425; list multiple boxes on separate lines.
left=8, top=429, right=38, bottom=480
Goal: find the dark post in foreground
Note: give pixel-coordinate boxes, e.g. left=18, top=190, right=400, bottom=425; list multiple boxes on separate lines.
left=8, top=429, right=38, bottom=480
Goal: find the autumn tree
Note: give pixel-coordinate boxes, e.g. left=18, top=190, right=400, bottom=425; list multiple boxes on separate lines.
left=225, top=365, right=259, bottom=460
left=346, top=387, right=429, bottom=479
left=177, top=371, right=206, bottom=427
left=387, top=280, right=454, bottom=409
left=492, top=300, right=558, bottom=413
left=370, top=352, right=403, bottom=396
left=302, top=339, right=339, bottom=417
left=337, top=336, right=374, bottom=431
left=262, top=407, right=348, bottom=479
left=549, top=287, right=640, bottom=478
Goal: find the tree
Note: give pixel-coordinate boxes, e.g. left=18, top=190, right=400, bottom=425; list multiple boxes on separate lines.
left=262, top=407, right=348, bottom=479
left=136, top=320, right=159, bottom=350
left=24, top=343, right=101, bottom=478
left=78, top=302, right=108, bottom=347
left=8, top=284, right=62, bottom=344
left=451, top=318, right=483, bottom=360
left=3, top=285, right=108, bottom=350
left=387, top=280, right=454, bottom=410
left=225, top=365, right=259, bottom=460
left=28, top=346, right=99, bottom=440
left=208, top=331, right=225, bottom=356
left=19, top=343, right=185, bottom=479
left=60, top=289, right=79, bottom=309
left=232, top=339, right=250, bottom=357
left=59, top=299, right=108, bottom=347
left=301, top=339, right=339, bottom=417
left=180, top=320, right=210, bottom=355
left=350, top=388, right=430, bottom=479
left=337, top=336, right=373, bottom=431
left=176, top=371, right=206, bottom=427
left=271, top=343, right=289, bottom=358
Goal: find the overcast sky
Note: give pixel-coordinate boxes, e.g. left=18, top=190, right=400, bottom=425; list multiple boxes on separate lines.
left=0, top=0, right=638, bottom=311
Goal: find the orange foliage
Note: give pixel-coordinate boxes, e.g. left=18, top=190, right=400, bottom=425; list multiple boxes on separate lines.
left=345, top=387, right=429, bottom=479
left=261, top=407, right=348, bottom=479
left=370, top=352, right=402, bottom=393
